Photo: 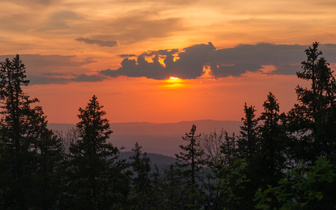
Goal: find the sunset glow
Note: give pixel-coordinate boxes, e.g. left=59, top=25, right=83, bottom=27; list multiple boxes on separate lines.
left=169, top=77, right=179, bottom=81
left=162, top=76, right=186, bottom=89
left=1, top=0, right=336, bottom=123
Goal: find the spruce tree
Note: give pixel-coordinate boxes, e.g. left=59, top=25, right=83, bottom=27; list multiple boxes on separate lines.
left=236, top=103, right=260, bottom=208
left=66, top=95, right=129, bottom=209
left=220, top=131, right=236, bottom=167
left=0, top=55, right=64, bottom=209
left=288, top=42, right=336, bottom=163
left=238, top=103, right=259, bottom=159
left=175, top=124, right=205, bottom=208
left=128, top=142, right=152, bottom=208
left=258, top=92, right=286, bottom=188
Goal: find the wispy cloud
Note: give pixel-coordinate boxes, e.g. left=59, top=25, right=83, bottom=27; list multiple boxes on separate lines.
left=75, top=37, right=119, bottom=47
left=71, top=74, right=105, bottom=82
left=28, top=74, right=69, bottom=85
left=3, top=0, right=56, bottom=6
left=28, top=73, right=106, bottom=85
left=0, top=54, right=96, bottom=85
left=95, top=14, right=184, bottom=45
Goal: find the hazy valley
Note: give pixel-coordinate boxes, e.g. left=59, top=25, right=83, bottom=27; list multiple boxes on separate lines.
left=49, top=120, right=242, bottom=157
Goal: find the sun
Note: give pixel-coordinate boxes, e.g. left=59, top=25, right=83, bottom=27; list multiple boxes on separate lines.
left=162, top=76, right=186, bottom=89
left=168, top=76, right=181, bottom=83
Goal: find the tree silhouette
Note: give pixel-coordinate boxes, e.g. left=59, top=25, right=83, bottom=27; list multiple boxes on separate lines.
left=0, top=55, right=64, bottom=209
left=255, top=156, right=336, bottom=209
left=175, top=124, right=205, bottom=208
left=235, top=103, right=261, bottom=207
left=238, top=103, right=259, bottom=159
left=128, top=142, right=152, bottom=208
left=66, top=95, right=129, bottom=209
left=288, top=42, right=336, bottom=163
left=258, top=92, right=286, bottom=188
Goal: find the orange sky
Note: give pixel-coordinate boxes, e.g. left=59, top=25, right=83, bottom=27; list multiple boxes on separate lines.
left=2, top=0, right=336, bottom=123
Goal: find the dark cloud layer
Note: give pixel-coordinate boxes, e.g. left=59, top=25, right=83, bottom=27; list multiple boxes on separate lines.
left=2, top=43, right=336, bottom=85
left=75, top=37, right=119, bottom=47
left=209, top=43, right=307, bottom=77
left=71, top=74, right=105, bottom=82
left=101, top=42, right=336, bottom=80
left=27, top=73, right=106, bottom=85
left=28, top=74, right=69, bottom=85
left=101, top=43, right=215, bottom=80
left=118, top=54, right=137, bottom=58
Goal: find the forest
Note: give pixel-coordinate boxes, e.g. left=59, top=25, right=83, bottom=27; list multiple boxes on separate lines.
left=0, top=42, right=336, bottom=209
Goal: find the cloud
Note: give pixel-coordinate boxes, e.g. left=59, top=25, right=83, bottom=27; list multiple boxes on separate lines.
left=95, top=14, right=184, bottom=44
left=3, top=43, right=336, bottom=85
left=118, top=0, right=197, bottom=5
left=71, top=74, right=105, bottom=82
left=75, top=37, right=119, bottom=48
left=208, top=43, right=307, bottom=77
left=27, top=73, right=106, bottom=85
left=28, top=74, right=69, bottom=85
left=118, top=54, right=137, bottom=58
left=3, top=0, right=56, bottom=6
left=42, top=11, right=81, bottom=32
left=101, top=42, right=336, bottom=80
left=101, top=43, right=215, bottom=80
left=0, top=54, right=97, bottom=85
left=209, top=43, right=336, bottom=77
left=0, top=54, right=94, bottom=74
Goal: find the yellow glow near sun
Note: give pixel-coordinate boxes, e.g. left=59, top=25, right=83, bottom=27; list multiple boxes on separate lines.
left=161, top=76, right=186, bottom=89
left=169, top=76, right=179, bottom=82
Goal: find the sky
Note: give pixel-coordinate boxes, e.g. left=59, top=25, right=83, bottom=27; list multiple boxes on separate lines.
left=1, top=0, right=336, bottom=123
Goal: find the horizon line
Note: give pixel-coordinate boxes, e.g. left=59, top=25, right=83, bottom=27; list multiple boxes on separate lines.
left=48, top=119, right=242, bottom=125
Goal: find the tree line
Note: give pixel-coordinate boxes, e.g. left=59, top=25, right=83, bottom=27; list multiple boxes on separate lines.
left=0, top=42, right=336, bottom=209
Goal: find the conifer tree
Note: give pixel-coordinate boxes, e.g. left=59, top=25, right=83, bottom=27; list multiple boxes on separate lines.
left=209, top=131, right=249, bottom=209
left=175, top=124, right=205, bottom=208
left=288, top=42, right=336, bottom=163
left=238, top=103, right=259, bottom=159
left=161, top=164, right=186, bottom=208
left=128, top=142, right=152, bottom=208
left=0, top=55, right=64, bottom=209
left=258, top=92, right=286, bottom=188
left=220, top=131, right=236, bottom=167
left=66, top=95, right=129, bottom=209
left=234, top=103, right=260, bottom=207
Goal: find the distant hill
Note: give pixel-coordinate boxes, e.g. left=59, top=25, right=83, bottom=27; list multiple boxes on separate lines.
left=119, top=151, right=177, bottom=170
left=48, top=120, right=242, bottom=157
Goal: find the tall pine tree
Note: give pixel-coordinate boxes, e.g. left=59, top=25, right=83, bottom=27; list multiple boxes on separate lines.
left=258, top=92, right=286, bottom=188
left=238, top=103, right=259, bottom=159
left=236, top=103, right=260, bottom=208
left=66, top=95, right=129, bottom=209
left=175, top=124, right=205, bottom=208
left=0, top=55, right=64, bottom=209
left=288, top=42, right=336, bottom=163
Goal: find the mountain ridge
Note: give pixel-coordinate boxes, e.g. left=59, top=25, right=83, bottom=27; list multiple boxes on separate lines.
left=49, top=119, right=242, bottom=157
